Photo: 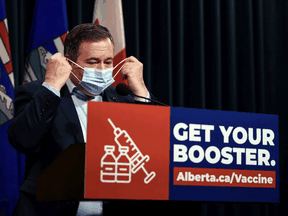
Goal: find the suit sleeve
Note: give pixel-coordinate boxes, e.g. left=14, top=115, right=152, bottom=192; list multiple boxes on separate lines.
left=8, top=83, right=62, bottom=153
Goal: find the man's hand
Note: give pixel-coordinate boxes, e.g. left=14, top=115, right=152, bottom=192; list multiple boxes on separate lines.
left=121, top=56, right=148, bottom=98
left=44, top=52, right=72, bottom=91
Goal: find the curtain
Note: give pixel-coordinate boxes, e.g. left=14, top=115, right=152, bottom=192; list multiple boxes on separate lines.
left=4, top=0, right=287, bottom=215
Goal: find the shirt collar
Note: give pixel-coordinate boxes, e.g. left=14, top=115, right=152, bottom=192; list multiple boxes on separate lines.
left=66, top=78, right=76, bottom=94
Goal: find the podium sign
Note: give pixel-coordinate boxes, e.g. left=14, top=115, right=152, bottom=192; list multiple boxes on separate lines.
left=85, top=102, right=170, bottom=200
left=85, top=102, right=279, bottom=202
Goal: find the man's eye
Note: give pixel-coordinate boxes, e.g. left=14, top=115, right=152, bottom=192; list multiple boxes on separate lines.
left=87, top=62, right=96, bottom=65
left=105, top=61, right=112, bottom=64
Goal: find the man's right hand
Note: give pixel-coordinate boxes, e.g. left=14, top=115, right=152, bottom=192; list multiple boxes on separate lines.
left=44, top=52, right=72, bottom=91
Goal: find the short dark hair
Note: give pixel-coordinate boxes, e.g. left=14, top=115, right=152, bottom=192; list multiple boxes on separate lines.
left=64, top=23, right=114, bottom=62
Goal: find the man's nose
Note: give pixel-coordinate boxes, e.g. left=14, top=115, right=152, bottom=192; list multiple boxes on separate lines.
left=96, top=63, right=106, bottom=71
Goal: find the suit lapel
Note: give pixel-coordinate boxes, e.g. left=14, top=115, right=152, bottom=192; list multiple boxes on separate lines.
left=59, top=84, right=85, bottom=143
left=103, top=86, right=135, bottom=103
left=103, top=86, right=119, bottom=102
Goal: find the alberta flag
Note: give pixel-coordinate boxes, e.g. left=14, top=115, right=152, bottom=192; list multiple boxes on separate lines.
left=0, top=0, right=25, bottom=215
left=23, top=0, right=69, bottom=84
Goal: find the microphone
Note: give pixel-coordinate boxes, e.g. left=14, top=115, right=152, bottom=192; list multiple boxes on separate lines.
left=116, top=83, right=168, bottom=106
left=116, top=83, right=132, bottom=96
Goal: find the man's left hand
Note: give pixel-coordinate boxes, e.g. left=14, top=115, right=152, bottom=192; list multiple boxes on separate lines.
left=120, top=56, right=148, bottom=98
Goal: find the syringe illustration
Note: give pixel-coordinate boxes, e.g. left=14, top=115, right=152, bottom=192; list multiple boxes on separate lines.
left=108, top=118, right=156, bottom=184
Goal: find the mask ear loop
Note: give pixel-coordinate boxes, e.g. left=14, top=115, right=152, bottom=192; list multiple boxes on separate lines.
left=65, top=58, right=82, bottom=82
left=113, top=58, right=127, bottom=79
left=66, top=57, right=85, bottom=82
left=66, top=57, right=85, bottom=70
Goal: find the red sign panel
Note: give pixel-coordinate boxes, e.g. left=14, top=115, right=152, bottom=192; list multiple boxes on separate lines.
left=85, top=102, right=170, bottom=200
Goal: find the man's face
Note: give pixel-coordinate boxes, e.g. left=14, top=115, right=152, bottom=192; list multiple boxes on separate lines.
left=70, top=38, right=114, bottom=89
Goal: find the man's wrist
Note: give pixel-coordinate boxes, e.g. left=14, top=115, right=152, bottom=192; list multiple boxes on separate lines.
left=134, top=91, right=151, bottom=102
left=42, top=82, right=61, bottom=97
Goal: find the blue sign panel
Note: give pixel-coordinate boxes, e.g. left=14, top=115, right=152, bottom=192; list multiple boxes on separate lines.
left=169, top=107, right=279, bottom=202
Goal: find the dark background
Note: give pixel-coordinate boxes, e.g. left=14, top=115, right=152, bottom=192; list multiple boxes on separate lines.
left=4, top=0, right=288, bottom=215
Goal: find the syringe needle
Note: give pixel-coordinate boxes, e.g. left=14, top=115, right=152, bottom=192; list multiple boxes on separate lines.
left=107, top=118, right=117, bottom=130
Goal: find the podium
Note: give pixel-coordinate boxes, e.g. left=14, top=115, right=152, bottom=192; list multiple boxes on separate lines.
left=37, top=102, right=279, bottom=203
left=37, top=143, right=86, bottom=201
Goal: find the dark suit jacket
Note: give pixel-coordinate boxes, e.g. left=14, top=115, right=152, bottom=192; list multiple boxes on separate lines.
left=8, top=79, right=143, bottom=215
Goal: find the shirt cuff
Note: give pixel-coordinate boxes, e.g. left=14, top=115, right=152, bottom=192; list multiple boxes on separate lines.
left=42, top=82, right=61, bottom=97
left=134, top=92, right=151, bottom=103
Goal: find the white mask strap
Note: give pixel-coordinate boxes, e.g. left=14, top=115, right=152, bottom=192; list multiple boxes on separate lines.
left=70, top=71, right=81, bottom=82
left=66, top=57, right=86, bottom=87
left=66, top=57, right=85, bottom=70
left=66, top=58, right=87, bottom=89
left=113, top=58, right=127, bottom=79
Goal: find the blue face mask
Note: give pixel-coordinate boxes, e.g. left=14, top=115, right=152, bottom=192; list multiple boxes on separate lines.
left=67, top=57, right=127, bottom=96
left=79, top=67, right=115, bottom=95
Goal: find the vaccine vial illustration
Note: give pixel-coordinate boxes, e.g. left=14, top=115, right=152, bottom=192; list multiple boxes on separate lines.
left=108, top=118, right=156, bottom=184
left=116, top=146, right=131, bottom=183
left=101, top=145, right=117, bottom=183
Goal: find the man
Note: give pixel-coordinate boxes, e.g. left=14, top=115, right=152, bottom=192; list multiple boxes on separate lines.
left=8, top=23, right=153, bottom=216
